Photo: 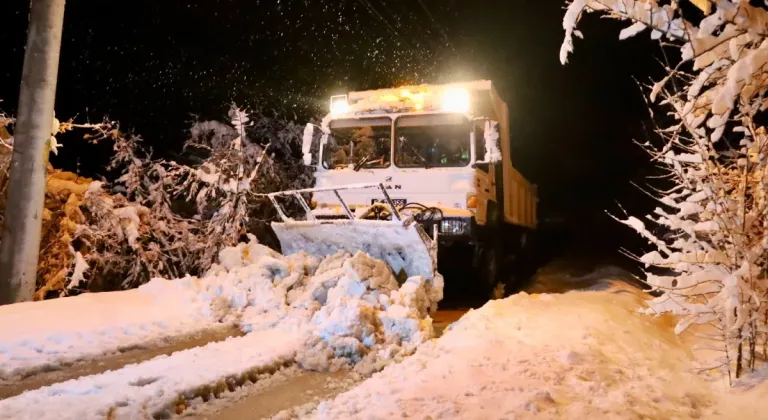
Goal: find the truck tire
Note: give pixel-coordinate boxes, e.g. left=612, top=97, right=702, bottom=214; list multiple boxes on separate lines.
left=478, top=241, right=501, bottom=297
left=486, top=200, right=500, bottom=229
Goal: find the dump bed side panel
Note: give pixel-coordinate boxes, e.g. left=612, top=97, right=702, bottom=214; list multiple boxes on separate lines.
left=505, top=166, right=538, bottom=229
left=490, top=87, right=537, bottom=230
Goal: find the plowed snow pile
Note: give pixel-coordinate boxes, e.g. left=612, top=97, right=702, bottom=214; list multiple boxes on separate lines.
left=306, top=285, right=768, bottom=419
left=141, top=240, right=442, bottom=374
left=0, top=240, right=442, bottom=419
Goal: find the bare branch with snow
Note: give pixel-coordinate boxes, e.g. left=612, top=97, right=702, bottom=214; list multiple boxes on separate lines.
left=562, top=0, right=768, bottom=380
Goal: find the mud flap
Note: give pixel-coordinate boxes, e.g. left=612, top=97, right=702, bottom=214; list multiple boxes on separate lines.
left=272, top=219, right=437, bottom=280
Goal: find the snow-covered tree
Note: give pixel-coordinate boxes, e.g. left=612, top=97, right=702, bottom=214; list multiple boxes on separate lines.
left=182, top=105, right=314, bottom=264
left=180, top=105, right=263, bottom=267
left=1, top=103, right=313, bottom=298
left=561, top=0, right=768, bottom=381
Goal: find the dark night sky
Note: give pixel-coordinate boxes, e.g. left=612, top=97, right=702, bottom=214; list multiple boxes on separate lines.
left=2, top=0, right=665, bottom=259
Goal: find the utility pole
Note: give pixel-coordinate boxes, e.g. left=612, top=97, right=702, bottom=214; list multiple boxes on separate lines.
left=0, top=0, right=66, bottom=304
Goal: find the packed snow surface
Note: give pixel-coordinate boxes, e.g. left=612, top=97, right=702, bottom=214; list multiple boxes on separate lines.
left=308, top=283, right=768, bottom=419
left=0, top=287, right=220, bottom=380
left=0, top=331, right=301, bottom=420
left=0, top=239, right=442, bottom=418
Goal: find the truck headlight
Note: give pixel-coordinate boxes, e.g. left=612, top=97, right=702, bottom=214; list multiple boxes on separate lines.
left=441, top=87, right=470, bottom=113
left=330, top=94, right=349, bottom=115
left=440, top=218, right=469, bottom=235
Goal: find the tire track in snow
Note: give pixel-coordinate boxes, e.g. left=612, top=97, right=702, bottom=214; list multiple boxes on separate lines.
left=182, top=310, right=468, bottom=420
left=0, top=325, right=243, bottom=400
left=0, top=330, right=303, bottom=420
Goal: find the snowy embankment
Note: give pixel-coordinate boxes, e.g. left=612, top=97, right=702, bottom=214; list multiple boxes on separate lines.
left=0, top=239, right=442, bottom=419
left=0, top=287, right=222, bottom=380
left=308, top=282, right=768, bottom=419
left=0, top=331, right=300, bottom=420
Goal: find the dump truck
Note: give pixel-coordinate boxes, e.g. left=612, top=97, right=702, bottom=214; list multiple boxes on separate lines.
left=263, top=80, right=537, bottom=295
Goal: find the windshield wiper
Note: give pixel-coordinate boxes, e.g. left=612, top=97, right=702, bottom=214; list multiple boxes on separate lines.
left=353, top=152, right=373, bottom=171
left=398, top=136, right=430, bottom=169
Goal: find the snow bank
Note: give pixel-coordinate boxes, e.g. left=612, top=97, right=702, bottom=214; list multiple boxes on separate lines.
left=0, top=288, right=220, bottom=380
left=0, top=239, right=443, bottom=418
left=0, top=238, right=440, bottom=381
left=0, top=330, right=301, bottom=420
left=199, top=241, right=442, bottom=374
left=134, top=239, right=442, bottom=374
left=307, top=287, right=768, bottom=419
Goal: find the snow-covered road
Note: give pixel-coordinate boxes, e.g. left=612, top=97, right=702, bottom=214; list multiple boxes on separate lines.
left=0, top=287, right=226, bottom=381
left=0, top=330, right=302, bottom=420
left=201, top=265, right=768, bottom=419
left=3, top=243, right=768, bottom=420
left=300, top=268, right=768, bottom=419
left=0, top=239, right=445, bottom=419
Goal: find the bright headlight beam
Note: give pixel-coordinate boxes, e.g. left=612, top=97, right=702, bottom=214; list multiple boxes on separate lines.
left=330, top=95, right=349, bottom=115
left=441, top=87, right=470, bottom=113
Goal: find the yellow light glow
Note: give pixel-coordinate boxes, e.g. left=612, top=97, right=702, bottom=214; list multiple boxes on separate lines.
left=399, top=89, right=426, bottom=111
left=466, top=194, right=478, bottom=209
left=441, top=87, right=470, bottom=113
left=330, top=95, right=349, bottom=115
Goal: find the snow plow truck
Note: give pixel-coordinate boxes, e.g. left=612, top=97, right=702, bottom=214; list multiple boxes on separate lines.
left=263, top=80, right=537, bottom=295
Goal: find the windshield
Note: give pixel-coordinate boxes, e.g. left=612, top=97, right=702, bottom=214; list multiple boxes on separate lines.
left=395, top=114, right=471, bottom=168
left=323, top=118, right=391, bottom=170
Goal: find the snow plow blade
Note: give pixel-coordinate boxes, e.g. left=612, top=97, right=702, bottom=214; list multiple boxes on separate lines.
left=272, top=220, right=435, bottom=279
left=260, top=183, right=438, bottom=280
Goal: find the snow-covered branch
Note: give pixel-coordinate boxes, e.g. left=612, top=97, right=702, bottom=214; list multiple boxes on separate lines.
left=562, top=0, right=768, bottom=382
left=2, top=103, right=314, bottom=299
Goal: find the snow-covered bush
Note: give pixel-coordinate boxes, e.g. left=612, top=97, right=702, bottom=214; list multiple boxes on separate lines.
left=1, top=104, right=313, bottom=298
left=68, top=105, right=313, bottom=294
left=561, top=0, right=768, bottom=381
left=181, top=105, right=314, bottom=263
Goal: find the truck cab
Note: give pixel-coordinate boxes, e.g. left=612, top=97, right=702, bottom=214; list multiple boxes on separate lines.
left=302, top=80, right=537, bottom=292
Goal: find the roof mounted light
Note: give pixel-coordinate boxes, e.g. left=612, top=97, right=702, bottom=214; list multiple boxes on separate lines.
left=330, top=94, right=349, bottom=116
left=441, top=87, right=470, bottom=113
